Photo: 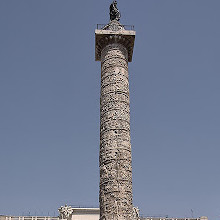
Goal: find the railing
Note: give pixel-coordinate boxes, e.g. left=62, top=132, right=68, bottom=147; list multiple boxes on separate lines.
left=97, top=24, right=135, bottom=30
left=69, top=205, right=99, bottom=209
left=2, top=216, right=204, bottom=220
left=5, top=217, right=58, bottom=220
left=141, top=218, right=201, bottom=220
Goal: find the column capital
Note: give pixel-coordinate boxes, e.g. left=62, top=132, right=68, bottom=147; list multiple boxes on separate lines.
left=95, top=22, right=135, bottom=62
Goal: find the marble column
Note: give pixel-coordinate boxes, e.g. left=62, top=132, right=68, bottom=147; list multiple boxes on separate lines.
left=95, top=20, right=135, bottom=220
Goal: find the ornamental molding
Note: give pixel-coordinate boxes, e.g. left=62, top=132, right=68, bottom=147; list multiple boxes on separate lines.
left=95, top=27, right=135, bottom=62
left=58, top=205, right=73, bottom=220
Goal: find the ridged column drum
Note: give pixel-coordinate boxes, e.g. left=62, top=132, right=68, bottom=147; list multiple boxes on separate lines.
left=99, top=43, right=133, bottom=220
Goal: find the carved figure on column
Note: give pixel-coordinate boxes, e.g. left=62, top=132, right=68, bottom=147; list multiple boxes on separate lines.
left=110, top=1, right=121, bottom=21
left=133, top=207, right=140, bottom=220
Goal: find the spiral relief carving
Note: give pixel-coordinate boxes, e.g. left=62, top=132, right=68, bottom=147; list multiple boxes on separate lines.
left=100, top=43, right=133, bottom=220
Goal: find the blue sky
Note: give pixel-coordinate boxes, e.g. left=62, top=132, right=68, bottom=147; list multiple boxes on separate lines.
left=0, top=1, right=219, bottom=219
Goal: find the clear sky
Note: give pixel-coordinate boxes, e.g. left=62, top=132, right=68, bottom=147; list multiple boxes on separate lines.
left=0, top=1, right=219, bottom=220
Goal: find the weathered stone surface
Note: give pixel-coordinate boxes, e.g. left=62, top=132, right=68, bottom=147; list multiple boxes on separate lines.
left=99, top=43, right=133, bottom=220
left=95, top=23, right=135, bottom=62
left=58, top=205, right=73, bottom=220
left=96, top=19, right=135, bottom=220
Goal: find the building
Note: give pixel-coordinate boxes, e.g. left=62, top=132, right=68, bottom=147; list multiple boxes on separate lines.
left=0, top=209, right=208, bottom=220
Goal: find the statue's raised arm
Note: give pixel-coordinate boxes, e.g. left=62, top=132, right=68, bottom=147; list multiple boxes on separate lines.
left=110, top=1, right=121, bottom=21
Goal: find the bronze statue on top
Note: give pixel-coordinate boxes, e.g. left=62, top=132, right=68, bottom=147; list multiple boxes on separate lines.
left=110, top=1, right=121, bottom=21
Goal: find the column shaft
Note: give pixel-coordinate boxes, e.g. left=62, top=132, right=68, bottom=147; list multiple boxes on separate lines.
left=99, top=43, right=133, bottom=220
